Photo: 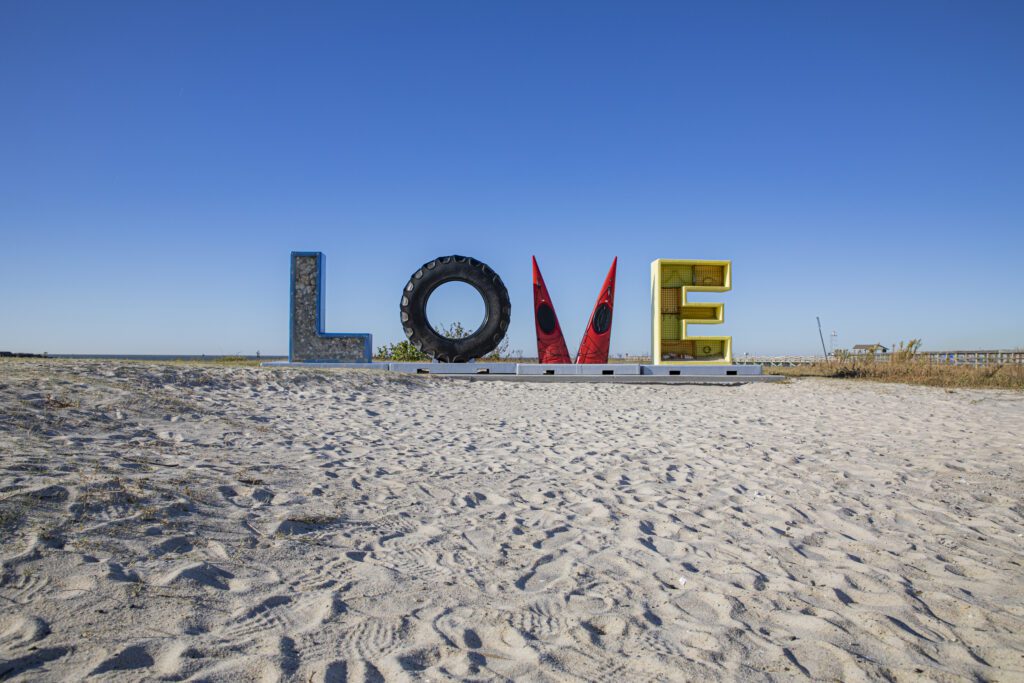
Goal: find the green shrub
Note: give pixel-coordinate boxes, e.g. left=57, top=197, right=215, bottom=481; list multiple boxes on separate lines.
left=374, top=321, right=520, bottom=361
left=375, top=340, right=427, bottom=361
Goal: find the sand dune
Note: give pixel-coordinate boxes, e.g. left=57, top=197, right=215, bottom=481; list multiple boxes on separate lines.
left=1, top=360, right=1022, bottom=681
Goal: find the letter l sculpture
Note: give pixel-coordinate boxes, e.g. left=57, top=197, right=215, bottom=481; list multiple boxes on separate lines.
left=290, top=252, right=372, bottom=362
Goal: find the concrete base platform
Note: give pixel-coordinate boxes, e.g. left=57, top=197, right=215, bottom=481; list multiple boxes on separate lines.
left=263, top=361, right=394, bottom=371
left=387, top=362, right=516, bottom=375
left=263, top=361, right=774, bottom=382
left=264, top=361, right=518, bottom=374
left=641, top=364, right=761, bottom=376
left=445, top=373, right=784, bottom=385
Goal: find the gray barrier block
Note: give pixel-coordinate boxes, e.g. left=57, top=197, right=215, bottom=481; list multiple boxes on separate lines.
left=515, top=363, right=579, bottom=375
left=640, top=364, right=762, bottom=376
left=290, top=252, right=372, bottom=363
left=263, top=361, right=391, bottom=370
left=388, top=362, right=518, bottom=375
left=575, top=364, right=642, bottom=375
left=516, top=364, right=643, bottom=375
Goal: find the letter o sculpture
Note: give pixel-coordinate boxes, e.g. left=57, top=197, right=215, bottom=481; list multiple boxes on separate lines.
left=400, top=255, right=511, bottom=362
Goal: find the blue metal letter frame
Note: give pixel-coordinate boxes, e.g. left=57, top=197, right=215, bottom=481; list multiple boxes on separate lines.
left=289, top=252, right=372, bottom=362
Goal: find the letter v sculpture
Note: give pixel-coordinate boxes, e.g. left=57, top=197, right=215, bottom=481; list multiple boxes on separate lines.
left=532, top=257, right=617, bottom=365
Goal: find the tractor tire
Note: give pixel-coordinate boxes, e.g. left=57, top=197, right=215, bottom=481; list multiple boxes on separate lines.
left=399, top=255, right=511, bottom=362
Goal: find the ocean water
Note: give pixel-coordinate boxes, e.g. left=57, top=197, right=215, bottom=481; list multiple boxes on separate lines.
left=45, top=354, right=286, bottom=361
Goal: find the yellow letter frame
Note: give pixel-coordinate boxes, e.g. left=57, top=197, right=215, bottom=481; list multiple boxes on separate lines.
left=651, top=259, right=732, bottom=365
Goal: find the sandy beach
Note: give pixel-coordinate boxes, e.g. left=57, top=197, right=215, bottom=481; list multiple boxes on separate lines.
left=1, top=360, right=1022, bottom=681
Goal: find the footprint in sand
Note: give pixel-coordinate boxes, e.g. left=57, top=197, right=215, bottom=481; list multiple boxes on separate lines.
left=0, top=572, right=51, bottom=605
left=329, top=616, right=413, bottom=662
left=151, top=535, right=194, bottom=556
left=90, top=644, right=156, bottom=675
left=535, top=524, right=579, bottom=550
left=0, top=647, right=70, bottom=680
left=433, top=608, right=540, bottom=678
left=0, top=613, right=50, bottom=648
left=220, top=589, right=343, bottom=643
left=516, top=553, right=574, bottom=592
left=154, top=561, right=234, bottom=591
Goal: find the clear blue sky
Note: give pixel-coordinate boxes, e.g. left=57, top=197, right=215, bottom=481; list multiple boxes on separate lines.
left=2, top=2, right=1022, bottom=356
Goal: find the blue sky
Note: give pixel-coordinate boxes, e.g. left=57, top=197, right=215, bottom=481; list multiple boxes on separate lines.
left=2, top=2, right=1022, bottom=357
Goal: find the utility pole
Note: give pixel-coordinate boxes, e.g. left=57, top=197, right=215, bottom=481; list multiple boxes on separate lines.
left=817, top=317, right=829, bottom=361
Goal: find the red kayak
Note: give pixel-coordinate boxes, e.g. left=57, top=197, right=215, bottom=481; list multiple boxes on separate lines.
left=532, top=257, right=571, bottom=364
left=575, top=257, right=617, bottom=364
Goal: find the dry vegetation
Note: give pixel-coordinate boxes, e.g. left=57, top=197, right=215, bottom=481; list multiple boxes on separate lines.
left=766, top=359, right=1024, bottom=390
